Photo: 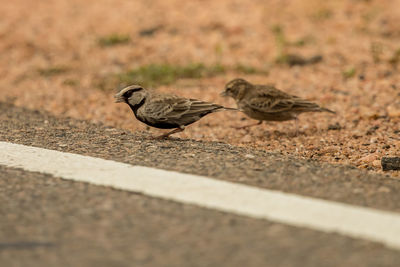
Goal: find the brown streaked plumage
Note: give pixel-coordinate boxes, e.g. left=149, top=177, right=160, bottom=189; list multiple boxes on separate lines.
left=221, top=78, right=335, bottom=129
left=115, top=85, right=236, bottom=138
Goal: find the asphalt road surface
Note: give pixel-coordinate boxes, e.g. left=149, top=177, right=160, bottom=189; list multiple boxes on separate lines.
left=1, top=102, right=400, bottom=267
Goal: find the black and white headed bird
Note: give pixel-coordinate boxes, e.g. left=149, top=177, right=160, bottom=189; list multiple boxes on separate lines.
left=115, top=85, right=236, bottom=138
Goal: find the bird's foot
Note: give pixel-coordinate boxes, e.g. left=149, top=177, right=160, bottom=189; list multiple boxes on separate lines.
left=155, top=127, right=185, bottom=139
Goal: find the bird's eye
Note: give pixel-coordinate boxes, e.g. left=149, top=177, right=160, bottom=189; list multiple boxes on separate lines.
left=123, top=90, right=133, bottom=98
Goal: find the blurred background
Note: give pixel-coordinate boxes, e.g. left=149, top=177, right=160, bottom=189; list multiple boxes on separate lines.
left=1, top=0, right=399, bottom=173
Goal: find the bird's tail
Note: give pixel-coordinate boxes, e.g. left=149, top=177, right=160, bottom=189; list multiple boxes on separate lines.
left=294, top=99, right=335, bottom=114
left=221, top=106, right=240, bottom=111
left=186, top=101, right=238, bottom=117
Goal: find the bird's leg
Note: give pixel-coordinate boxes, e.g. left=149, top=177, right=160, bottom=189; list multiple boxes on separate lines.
left=156, top=126, right=185, bottom=139
left=294, top=116, right=299, bottom=136
left=232, top=120, right=262, bottom=129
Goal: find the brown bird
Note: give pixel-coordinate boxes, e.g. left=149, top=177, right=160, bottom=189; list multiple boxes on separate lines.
left=115, top=85, right=236, bottom=138
left=221, top=78, right=335, bottom=130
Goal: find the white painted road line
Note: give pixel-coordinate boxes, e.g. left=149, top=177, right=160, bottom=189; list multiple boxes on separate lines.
left=1, top=142, right=400, bottom=250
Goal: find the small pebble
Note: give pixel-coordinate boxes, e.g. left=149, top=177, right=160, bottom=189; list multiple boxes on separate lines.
left=381, top=157, right=400, bottom=171
left=372, top=160, right=381, bottom=167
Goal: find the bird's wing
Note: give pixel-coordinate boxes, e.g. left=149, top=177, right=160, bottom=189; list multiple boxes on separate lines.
left=143, top=95, right=191, bottom=120
left=243, top=85, right=297, bottom=113
left=143, top=95, right=223, bottom=124
left=244, top=85, right=322, bottom=113
left=184, top=99, right=224, bottom=116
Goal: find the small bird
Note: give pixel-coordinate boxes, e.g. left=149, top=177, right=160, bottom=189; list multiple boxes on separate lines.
left=221, top=78, right=335, bottom=130
left=115, top=85, right=236, bottom=138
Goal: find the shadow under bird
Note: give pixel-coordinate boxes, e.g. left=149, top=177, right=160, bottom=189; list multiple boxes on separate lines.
left=115, top=85, right=236, bottom=138
left=221, top=78, right=335, bottom=129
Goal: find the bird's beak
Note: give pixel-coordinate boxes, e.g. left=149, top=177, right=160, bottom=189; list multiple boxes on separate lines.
left=220, top=91, right=228, bottom=97
left=114, top=94, right=124, bottom=103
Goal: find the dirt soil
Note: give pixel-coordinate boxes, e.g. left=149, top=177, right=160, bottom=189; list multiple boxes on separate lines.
left=1, top=0, right=399, bottom=176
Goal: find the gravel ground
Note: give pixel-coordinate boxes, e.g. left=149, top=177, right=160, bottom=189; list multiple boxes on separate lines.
left=1, top=0, right=399, bottom=175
